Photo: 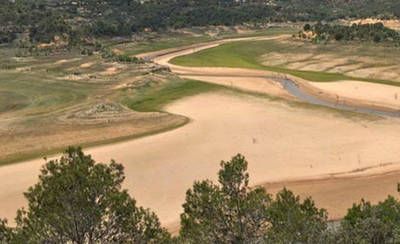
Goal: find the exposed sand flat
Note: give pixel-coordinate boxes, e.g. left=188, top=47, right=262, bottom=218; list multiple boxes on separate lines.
left=55, top=58, right=81, bottom=65
left=265, top=169, right=400, bottom=220
left=157, top=53, right=400, bottom=113
left=4, top=34, right=400, bottom=231
left=3, top=92, right=400, bottom=226
left=101, top=66, right=120, bottom=76
left=261, top=48, right=400, bottom=82
left=260, top=52, right=314, bottom=66
left=311, top=80, right=400, bottom=109
left=151, top=35, right=400, bottom=112
left=346, top=66, right=400, bottom=81
left=80, top=62, right=95, bottom=68
left=326, top=63, right=366, bottom=74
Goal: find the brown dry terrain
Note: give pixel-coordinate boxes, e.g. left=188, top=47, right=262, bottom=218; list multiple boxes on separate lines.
left=311, top=80, right=400, bottom=108
left=3, top=92, right=400, bottom=228
left=265, top=170, right=400, bottom=220
left=0, top=48, right=187, bottom=164
left=258, top=40, right=400, bottom=82
left=3, top=34, right=400, bottom=231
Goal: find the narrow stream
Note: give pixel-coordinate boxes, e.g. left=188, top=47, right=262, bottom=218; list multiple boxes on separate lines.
left=278, top=78, right=400, bottom=117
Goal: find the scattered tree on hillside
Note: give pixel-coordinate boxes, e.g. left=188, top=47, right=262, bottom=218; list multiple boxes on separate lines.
left=303, top=23, right=312, bottom=32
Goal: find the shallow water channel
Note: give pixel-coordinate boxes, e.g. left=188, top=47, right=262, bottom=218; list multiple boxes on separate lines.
left=278, top=78, right=400, bottom=117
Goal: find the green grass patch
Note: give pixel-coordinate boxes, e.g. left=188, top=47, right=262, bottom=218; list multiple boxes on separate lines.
left=0, top=91, right=30, bottom=113
left=0, top=71, right=92, bottom=116
left=171, top=40, right=399, bottom=86
left=114, top=27, right=297, bottom=56
left=121, top=76, right=374, bottom=121
left=122, top=79, right=222, bottom=112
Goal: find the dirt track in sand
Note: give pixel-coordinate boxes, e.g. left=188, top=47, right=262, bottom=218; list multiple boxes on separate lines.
left=2, top=35, right=400, bottom=229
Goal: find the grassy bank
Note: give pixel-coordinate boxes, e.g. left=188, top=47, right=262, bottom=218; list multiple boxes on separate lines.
left=0, top=78, right=222, bottom=166
left=171, top=39, right=400, bottom=86
left=122, top=79, right=222, bottom=112
left=113, top=27, right=296, bottom=56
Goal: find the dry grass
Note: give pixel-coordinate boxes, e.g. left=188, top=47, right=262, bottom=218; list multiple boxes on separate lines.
left=259, top=40, right=400, bottom=82
left=0, top=43, right=214, bottom=165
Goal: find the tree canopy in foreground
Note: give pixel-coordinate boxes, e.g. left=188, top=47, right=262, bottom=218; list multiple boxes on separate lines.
left=1, top=148, right=400, bottom=243
left=5, top=147, right=170, bottom=243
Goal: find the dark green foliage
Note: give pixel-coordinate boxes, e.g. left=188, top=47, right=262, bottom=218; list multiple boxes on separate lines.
left=337, top=197, right=400, bottom=243
left=180, top=154, right=272, bottom=243
left=3, top=0, right=400, bottom=47
left=303, top=23, right=312, bottom=32
left=9, top=147, right=171, bottom=243
left=29, top=13, right=73, bottom=43
left=114, top=54, right=141, bottom=63
left=100, top=48, right=143, bottom=63
left=179, top=154, right=329, bottom=243
left=1, top=149, right=400, bottom=242
left=267, top=188, right=329, bottom=243
left=306, top=22, right=400, bottom=44
left=0, top=219, right=12, bottom=243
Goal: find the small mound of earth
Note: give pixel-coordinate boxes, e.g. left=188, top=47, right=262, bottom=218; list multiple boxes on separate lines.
left=80, top=62, right=95, bottom=68
left=61, top=102, right=148, bottom=124
left=55, top=58, right=81, bottom=65
left=77, top=103, right=125, bottom=117
left=115, top=74, right=167, bottom=90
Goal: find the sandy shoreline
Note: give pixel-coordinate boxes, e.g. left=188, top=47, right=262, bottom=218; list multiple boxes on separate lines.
left=264, top=169, right=400, bottom=220
left=2, top=35, right=400, bottom=230
left=148, top=35, right=400, bottom=114
left=3, top=92, right=400, bottom=227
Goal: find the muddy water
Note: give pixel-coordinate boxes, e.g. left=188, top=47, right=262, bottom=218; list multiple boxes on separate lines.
left=279, top=78, right=400, bottom=117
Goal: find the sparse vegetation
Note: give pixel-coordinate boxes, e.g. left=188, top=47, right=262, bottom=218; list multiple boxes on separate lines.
left=0, top=42, right=190, bottom=165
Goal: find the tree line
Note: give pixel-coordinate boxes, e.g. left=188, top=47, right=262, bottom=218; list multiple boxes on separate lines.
left=2, top=0, right=400, bottom=46
left=1, top=147, right=400, bottom=243
left=302, top=22, right=400, bottom=44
